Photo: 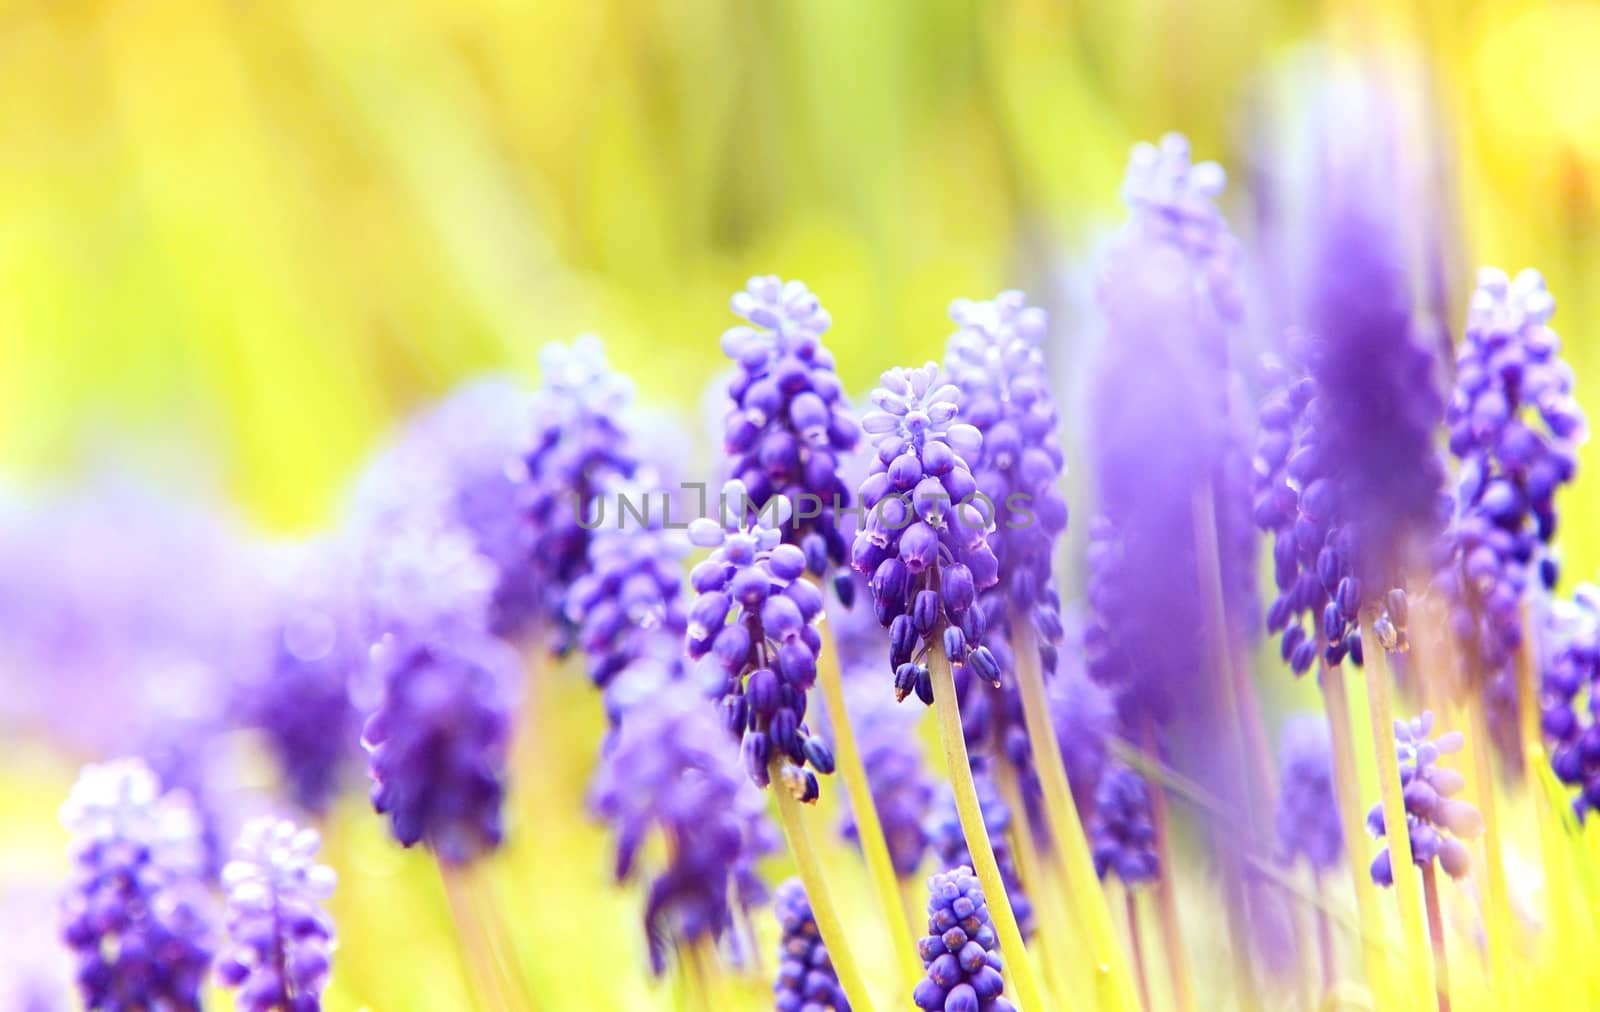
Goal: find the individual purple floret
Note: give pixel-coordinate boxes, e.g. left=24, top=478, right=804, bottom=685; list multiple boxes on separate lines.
left=590, top=680, right=776, bottom=974
left=59, top=759, right=213, bottom=1012
left=912, top=865, right=1016, bottom=1012
left=1541, top=586, right=1600, bottom=818
left=850, top=363, right=1002, bottom=706
left=1367, top=711, right=1483, bottom=886
left=774, top=879, right=851, bottom=1012
left=837, top=678, right=934, bottom=876
left=1089, top=134, right=1257, bottom=727
left=217, top=818, right=337, bottom=1011
left=687, top=479, right=834, bottom=797
left=720, top=276, right=862, bottom=596
left=926, top=766, right=1034, bottom=939
left=944, top=291, right=1070, bottom=662
left=1274, top=715, right=1344, bottom=873
left=1253, top=116, right=1447, bottom=672
left=1090, top=766, right=1159, bottom=885
left=522, top=336, right=642, bottom=639
left=1438, top=268, right=1584, bottom=759
left=564, top=501, right=687, bottom=690
left=361, top=633, right=520, bottom=864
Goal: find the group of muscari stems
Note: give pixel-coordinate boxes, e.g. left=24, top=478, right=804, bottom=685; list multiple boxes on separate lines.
left=49, top=129, right=1597, bottom=1012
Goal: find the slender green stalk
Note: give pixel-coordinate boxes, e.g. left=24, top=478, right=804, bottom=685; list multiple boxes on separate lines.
left=1140, top=719, right=1195, bottom=1012
left=438, top=859, right=521, bottom=1012
left=927, top=643, right=1047, bottom=1012
left=811, top=600, right=923, bottom=989
left=1360, top=623, right=1435, bottom=1012
left=1011, top=618, right=1138, bottom=1011
left=768, top=758, right=879, bottom=1012
left=1124, top=887, right=1153, bottom=1012
left=994, top=753, right=1082, bottom=1012
left=1420, top=863, right=1451, bottom=1012
left=1319, top=658, right=1392, bottom=1007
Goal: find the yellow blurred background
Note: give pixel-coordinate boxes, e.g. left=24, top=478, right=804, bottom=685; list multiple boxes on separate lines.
left=2, top=1, right=1600, bottom=1008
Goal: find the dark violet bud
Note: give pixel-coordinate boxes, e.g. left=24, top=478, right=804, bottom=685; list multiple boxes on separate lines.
left=1367, top=711, right=1482, bottom=885
left=773, top=879, right=850, bottom=1011
left=913, top=590, right=941, bottom=638
left=218, top=818, right=337, bottom=1011
left=59, top=760, right=213, bottom=1012
left=804, top=737, right=836, bottom=776
left=943, top=626, right=967, bottom=661
left=914, top=866, right=1016, bottom=1012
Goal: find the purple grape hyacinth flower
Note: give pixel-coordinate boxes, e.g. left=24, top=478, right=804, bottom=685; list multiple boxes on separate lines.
left=1090, top=766, right=1160, bottom=885
left=1274, top=715, right=1344, bottom=873
left=687, top=479, right=835, bottom=797
left=217, top=818, right=337, bottom=1012
left=850, top=363, right=1002, bottom=706
left=59, top=759, right=213, bottom=1012
left=774, top=879, right=851, bottom=1012
left=1367, top=711, right=1483, bottom=886
left=590, top=679, right=776, bottom=974
left=913, top=865, right=1017, bottom=1012
left=1088, top=134, right=1258, bottom=727
left=1438, top=268, right=1585, bottom=759
left=837, top=677, right=934, bottom=876
left=927, top=766, right=1034, bottom=939
left=361, top=633, right=520, bottom=864
left=721, top=276, right=862, bottom=596
left=1541, top=586, right=1600, bottom=818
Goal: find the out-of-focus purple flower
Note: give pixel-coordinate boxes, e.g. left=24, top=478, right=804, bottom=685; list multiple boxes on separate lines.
left=912, top=865, right=1017, bottom=1012
left=361, top=633, right=520, bottom=864
left=837, top=678, right=934, bottom=876
left=850, top=364, right=1001, bottom=706
left=239, top=542, right=364, bottom=814
left=1542, top=587, right=1600, bottom=818
left=59, top=759, right=213, bottom=1011
left=217, top=818, right=337, bottom=1011
left=1274, top=715, right=1343, bottom=873
left=1252, top=93, right=1448, bottom=672
left=926, top=765, right=1033, bottom=939
left=564, top=501, right=687, bottom=690
left=687, top=479, right=834, bottom=797
left=774, top=879, right=851, bottom=1012
left=522, top=336, right=642, bottom=639
left=1088, top=134, right=1256, bottom=727
left=354, top=523, right=498, bottom=646
left=1090, top=766, right=1159, bottom=885
left=1438, top=268, right=1585, bottom=760
left=720, top=276, right=861, bottom=594
left=590, top=680, right=776, bottom=974
left=1367, top=711, right=1482, bottom=886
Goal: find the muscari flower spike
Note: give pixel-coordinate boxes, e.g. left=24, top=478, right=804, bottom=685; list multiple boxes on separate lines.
left=1366, top=711, right=1483, bottom=886
left=926, top=766, right=1034, bottom=939
left=59, top=759, right=213, bottom=1012
left=913, top=865, right=1017, bottom=1012
left=1274, top=714, right=1344, bottom=874
left=1090, top=766, right=1160, bottom=886
left=774, top=878, right=851, bottom=1012
left=590, top=679, right=776, bottom=974
left=837, top=676, right=934, bottom=876
left=850, top=363, right=1002, bottom=707
left=523, top=335, right=641, bottom=639
left=361, top=633, right=520, bottom=864
left=721, top=276, right=862, bottom=599
left=1439, top=268, right=1585, bottom=757
left=1541, top=586, right=1600, bottom=818
left=1088, top=134, right=1258, bottom=728
left=687, top=479, right=834, bottom=798
left=217, top=818, right=337, bottom=1012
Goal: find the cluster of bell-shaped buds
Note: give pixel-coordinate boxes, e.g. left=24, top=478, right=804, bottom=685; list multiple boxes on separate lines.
left=720, top=276, right=862, bottom=598
left=688, top=480, right=835, bottom=798
left=1090, top=766, right=1160, bottom=885
left=1439, top=268, right=1585, bottom=756
left=216, top=818, right=338, bottom=1011
left=850, top=363, right=1002, bottom=705
left=1367, top=711, right=1483, bottom=886
left=773, top=879, right=851, bottom=1011
left=913, top=866, right=1017, bottom=1012
left=926, top=768, right=1034, bottom=939
left=1542, top=586, right=1600, bottom=818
